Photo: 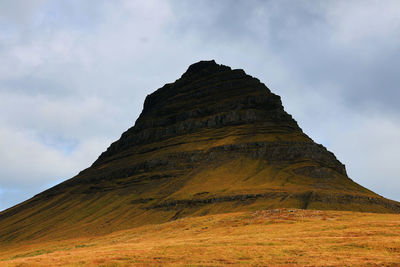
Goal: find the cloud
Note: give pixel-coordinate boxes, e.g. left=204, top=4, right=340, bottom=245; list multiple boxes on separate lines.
left=324, top=0, right=400, bottom=46
left=328, top=112, right=400, bottom=200
left=0, top=0, right=399, bottom=211
left=0, top=0, right=46, bottom=27
left=0, top=124, right=109, bottom=210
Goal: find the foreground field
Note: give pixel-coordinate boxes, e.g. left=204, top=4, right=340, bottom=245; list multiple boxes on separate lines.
left=1, top=209, right=399, bottom=266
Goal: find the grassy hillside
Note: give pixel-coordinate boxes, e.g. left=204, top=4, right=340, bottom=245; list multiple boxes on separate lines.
left=1, top=209, right=399, bottom=266
left=1, top=60, right=399, bottom=245
left=1, top=124, right=399, bottom=243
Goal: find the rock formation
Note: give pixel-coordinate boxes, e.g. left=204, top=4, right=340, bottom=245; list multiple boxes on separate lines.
left=1, top=60, right=399, bottom=242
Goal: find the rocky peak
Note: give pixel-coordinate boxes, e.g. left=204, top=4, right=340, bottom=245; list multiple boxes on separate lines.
left=94, top=60, right=301, bottom=165
left=182, top=60, right=231, bottom=78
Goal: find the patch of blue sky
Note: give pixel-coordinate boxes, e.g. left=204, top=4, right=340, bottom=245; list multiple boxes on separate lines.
left=40, top=1, right=105, bottom=32
left=36, top=133, right=78, bottom=156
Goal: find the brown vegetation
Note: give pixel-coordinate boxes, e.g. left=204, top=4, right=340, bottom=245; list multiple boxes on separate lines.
left=1, top=61, right=399, bottom=266
left=1, top=209, right=399, bottom=266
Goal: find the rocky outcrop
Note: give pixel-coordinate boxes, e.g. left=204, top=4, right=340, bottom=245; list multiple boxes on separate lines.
left=94, top=60, right=301, bottom=164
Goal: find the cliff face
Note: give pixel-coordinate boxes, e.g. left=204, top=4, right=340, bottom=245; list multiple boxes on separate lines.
left=1, top=60, right=399, bottom=242
left=96, top=61, right=301, bottom=162
left=94, top=60, right=343, bottom=173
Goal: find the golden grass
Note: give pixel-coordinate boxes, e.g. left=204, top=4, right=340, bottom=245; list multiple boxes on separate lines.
left=2, top=123, right=389, bottom=243
left=1, top=209, right=399, bottom=266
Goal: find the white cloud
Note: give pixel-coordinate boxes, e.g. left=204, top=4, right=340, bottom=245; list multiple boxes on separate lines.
left=0, top=124, right=109, bottom=211
left=329, top=113, right=400, bottom=200
left=0, top=0, right=399, bottom=211
left=324, top=0, right=400, bottom=49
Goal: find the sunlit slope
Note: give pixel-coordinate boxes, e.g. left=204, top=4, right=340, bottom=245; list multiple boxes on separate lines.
left=1, top=60, right=399, bottom=243
left=1, top=209, right=400, bottom=266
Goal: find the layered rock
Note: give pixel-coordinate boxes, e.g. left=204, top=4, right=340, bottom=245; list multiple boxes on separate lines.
left=1, top=60, right=399, bottom=242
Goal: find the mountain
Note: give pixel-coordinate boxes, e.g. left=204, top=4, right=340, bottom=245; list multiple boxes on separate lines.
left=1, top=60, right=399, bottom=243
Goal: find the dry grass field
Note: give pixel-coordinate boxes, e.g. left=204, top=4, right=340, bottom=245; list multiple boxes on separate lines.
left=1, top=209, right=399, bottom=266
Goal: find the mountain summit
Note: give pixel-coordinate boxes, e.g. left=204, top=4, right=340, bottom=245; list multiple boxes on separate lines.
left=1, top=60, right=399, bottom=242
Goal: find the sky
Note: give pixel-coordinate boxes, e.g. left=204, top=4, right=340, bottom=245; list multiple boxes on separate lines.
left=0, top=0, right=399, bottom=211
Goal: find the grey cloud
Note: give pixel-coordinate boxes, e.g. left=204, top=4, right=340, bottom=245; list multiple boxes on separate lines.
left=0, top=0, right=46, bottom=26
left=171, top=0, right=400, bottom=113
left=0, top=0, right=399, bottom=211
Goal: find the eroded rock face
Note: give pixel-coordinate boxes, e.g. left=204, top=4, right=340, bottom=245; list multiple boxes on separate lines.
left=93, top=60, right=344, bottom=177
left=96, top=61, right=292, bottom=157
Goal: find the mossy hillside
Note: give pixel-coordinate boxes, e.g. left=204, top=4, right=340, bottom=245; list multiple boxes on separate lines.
left=0, top=60, right=399, bottom=244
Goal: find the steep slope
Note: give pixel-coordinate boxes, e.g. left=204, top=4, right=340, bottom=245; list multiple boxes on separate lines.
left=1, top=60, right=399, bottom=243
